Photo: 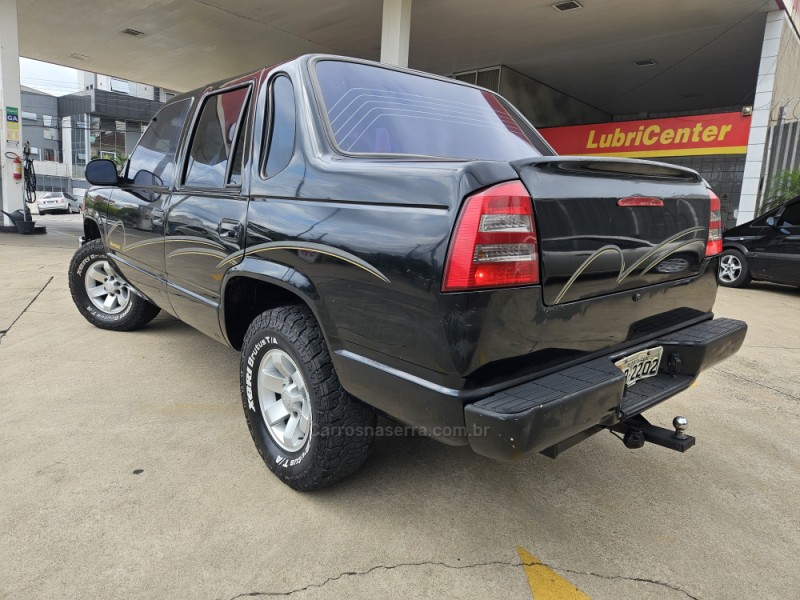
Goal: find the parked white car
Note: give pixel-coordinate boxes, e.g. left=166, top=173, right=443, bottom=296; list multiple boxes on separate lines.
left=38, top=192, right=81, bottom=215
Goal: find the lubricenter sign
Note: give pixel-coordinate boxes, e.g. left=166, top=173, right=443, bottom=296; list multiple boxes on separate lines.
left=539, top=112, right=751, bottom=158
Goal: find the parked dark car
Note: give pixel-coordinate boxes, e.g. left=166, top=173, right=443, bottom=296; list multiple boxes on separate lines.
left=69, top=55, right=746, bottom=490
left=718, top=195, right=800, bottom=288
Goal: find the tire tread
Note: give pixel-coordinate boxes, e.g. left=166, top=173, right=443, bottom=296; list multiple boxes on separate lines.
left=240, top=305, right=375, bottom=491
left=68, top=239, right=160, bottom=331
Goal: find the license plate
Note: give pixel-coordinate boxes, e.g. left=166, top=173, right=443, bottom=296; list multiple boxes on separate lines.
left=615, top=346, right=663, bottom=387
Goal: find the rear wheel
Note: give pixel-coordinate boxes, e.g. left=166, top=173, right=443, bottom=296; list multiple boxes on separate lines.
left=240, top=305, right=376, bottom=491
left=68, top=239, right=160, bottom=331
left=718, top=249, right=751, bottom=288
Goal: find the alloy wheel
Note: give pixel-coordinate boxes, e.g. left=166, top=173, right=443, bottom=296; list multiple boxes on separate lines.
left=84, top=260, right=131, bottom=314
left=257, top=349, right=312, bottom=452
left=719, top=254, right=742, bottom=284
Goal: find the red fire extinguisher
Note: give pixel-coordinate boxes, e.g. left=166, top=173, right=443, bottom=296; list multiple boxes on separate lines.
left=12, top=155, right=22, bottom=180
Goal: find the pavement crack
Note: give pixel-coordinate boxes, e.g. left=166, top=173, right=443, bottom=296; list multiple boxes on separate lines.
left=556, top=567, right=700, bottom=599
left=0, top=276, right=53, bottom=343
left=714, top=367, right=799, bottom=401
left=223, top=560, right=513, bottom=599
left=224, top=558, right=700, bottom=599
left=744, top=345, right=800, bottom=350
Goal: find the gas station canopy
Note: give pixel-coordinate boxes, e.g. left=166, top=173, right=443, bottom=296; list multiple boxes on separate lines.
left=17, top=0, right=772, bottom=114
left=3, top=0, right=797, bottom=228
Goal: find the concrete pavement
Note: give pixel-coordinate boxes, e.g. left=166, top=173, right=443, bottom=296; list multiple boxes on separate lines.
left=1, top=217, right=799, bottom=599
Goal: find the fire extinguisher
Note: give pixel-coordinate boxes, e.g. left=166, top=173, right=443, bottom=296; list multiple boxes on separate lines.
left=12, top=155, right=22, bottom=180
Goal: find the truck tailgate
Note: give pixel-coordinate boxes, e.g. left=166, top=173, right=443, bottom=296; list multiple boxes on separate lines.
left=513, top=157, right=712, bottom=305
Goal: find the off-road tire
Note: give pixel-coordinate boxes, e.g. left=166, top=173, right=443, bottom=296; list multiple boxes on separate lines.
left=68, top=239, right=160, bottom=331
left=717, top=248, right=752, bottom=288
left=241, top=305, right=376, bottom=491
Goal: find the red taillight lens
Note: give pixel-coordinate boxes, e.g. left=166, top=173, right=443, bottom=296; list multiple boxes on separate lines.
left=706, top=190, right=723, bottom=257
left=442, top=180, right=539, bottom=291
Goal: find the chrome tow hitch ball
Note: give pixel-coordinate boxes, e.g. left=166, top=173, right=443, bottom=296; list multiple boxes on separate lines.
left=673, top=416, right=689, bottom=440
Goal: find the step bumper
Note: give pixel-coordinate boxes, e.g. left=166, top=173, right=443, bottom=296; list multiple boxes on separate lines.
left=464, top=318, right=747, bottom=460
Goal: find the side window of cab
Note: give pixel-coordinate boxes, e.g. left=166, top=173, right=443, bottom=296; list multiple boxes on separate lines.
left=126, top=98, right=192, bottom=189
left=778, top=200, right=800, bottom=228
left=183, top=85, right=252, bottom=189
left=262, top=75, right=296, bottom=178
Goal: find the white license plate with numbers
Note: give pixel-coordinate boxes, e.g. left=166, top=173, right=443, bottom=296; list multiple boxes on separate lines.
left=614, top=346, right=663, bottom=387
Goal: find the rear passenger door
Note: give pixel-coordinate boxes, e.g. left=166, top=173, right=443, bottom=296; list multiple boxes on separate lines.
left=165, top=83, right=253, bottom=342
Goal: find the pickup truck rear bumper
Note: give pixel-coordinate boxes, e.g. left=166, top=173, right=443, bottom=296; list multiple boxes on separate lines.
left=464, top=318, right=747, bottom=461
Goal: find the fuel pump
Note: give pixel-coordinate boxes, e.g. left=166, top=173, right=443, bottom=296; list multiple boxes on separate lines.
left=22, top=142, right=36, bottom=206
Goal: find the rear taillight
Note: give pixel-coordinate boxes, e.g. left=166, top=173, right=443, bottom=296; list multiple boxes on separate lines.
left=706, top=189, right=723, bottom=257
left=442, top=180, right=539, bottom=292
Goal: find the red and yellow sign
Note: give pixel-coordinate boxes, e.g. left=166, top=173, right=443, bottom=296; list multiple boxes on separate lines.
left=539, top=112, right=751, bottom=158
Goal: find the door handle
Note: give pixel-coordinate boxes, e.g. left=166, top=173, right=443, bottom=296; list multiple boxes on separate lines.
left=219, top=219, right=240, bottom=239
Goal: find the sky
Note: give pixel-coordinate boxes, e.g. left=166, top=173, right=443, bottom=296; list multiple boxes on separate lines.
left=19, top=57, right=83, bottom=96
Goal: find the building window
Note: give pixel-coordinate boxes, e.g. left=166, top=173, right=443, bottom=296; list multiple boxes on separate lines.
left=42, top=115, right=56, bottom=127
left=44, top=148, right=56, bottom=161
left=22, top=111, right=37, bottom=121
left=110, top=78, right=130, bottom=94
left=43, top=128, right=58, bottom=140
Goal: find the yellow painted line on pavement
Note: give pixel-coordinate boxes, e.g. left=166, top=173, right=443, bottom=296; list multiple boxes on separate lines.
left=517, top=546, right=591, bottom=600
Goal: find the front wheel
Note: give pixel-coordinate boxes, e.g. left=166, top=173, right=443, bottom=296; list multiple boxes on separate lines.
left=68, top=239, right=161, bottom=331
left=718, top=249, right=751, bottom=288
left=241, top=305, right=376, bottom=491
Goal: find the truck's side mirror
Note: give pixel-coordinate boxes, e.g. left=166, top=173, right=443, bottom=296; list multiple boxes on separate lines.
left=85, top=159, right=119, bottom=186
left=132, top=169, right=163, bottom=188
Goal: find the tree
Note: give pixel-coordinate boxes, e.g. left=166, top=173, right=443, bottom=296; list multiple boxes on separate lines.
left=91, top=153, right=128, bottom=173
left=109, top=153, right=128, bottom=173
left=761, top=169, right=800, bottom=214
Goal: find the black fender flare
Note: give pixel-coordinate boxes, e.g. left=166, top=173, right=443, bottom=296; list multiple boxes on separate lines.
left=218, top=256, right=339, bottom=348
left=721, top=241, right=752, bottom=258
left=82, top=214, right=104, bottom=244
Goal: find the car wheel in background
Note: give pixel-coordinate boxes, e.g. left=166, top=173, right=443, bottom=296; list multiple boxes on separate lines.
left=68, top=239, right=161, bottom=331
left=718, top=249, right=752, bottom=288
left=240, top=305, right=376, bottom=491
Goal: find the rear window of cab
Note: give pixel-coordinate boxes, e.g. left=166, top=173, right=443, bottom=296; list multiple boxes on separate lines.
left=313, top=60, right=549, bottom=161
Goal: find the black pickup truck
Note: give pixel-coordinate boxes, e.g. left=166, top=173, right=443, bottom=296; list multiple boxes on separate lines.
left=70, top=55, right=746, bottom=490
